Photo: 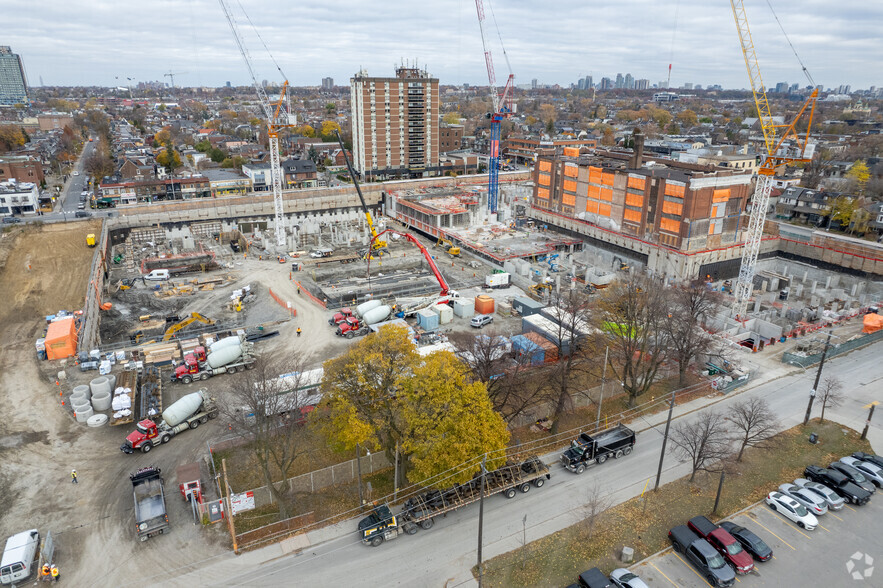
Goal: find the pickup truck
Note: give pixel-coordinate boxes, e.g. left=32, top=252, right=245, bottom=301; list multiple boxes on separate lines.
left=687, top=516, right=754, bottom=574
left=561, top=424, right=636, bottom=474
left=804, top=465, right=871, bottom=505
left=668, top=525, right=736, bottom=587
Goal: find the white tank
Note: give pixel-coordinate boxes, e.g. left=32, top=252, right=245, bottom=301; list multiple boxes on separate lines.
left=362, top=305, right=391, bottom=325
left=162, top=390, right=206, bottom=427
left=210, top=336, right=242, bottom=354
left=356, top=299, right=382, bottom=317
left=207, top=345, right=242, bottom=369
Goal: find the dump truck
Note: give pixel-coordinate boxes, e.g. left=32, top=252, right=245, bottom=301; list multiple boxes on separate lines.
left=358, top=456, right=550, bottom=547
left=130, top=466, right=169, bottom=541
left=560, top=424, right=636, bottom=474
left=86, top=233, right=96, bottom=248
left=170, top=342, right=255, bottom=384
left=120, top=390, right=218, bottom=454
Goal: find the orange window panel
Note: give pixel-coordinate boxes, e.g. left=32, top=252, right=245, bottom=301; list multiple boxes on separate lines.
left=660, top=218, right=680, bottom=233
left=600, top=188, right=613, bottom=202
left=538, top=173, right=551, bottom=186
left=623, top=209, right=642, bottom=222
left=564, top=164, right=579, bottom=177
left=538, top=161, right=552, bottom=172
left=601, top=172, right=615, bottom=186
left=588, top=185, right=601, bottom=198
left=662, top=200, right=683, bottom=215
left=627, top=176, right=645, bottom=190
left=598, top=203, right=612, bottom=217
left=586, top=200, right=600, bottom=214
left=536, top=187, right=550, bottom=200
left=713, top=188, right=731, bottom=202
left=665, top=183, right=685, bottom=197
left=563, top=147, right=580, bottom=157
left=588, top=167, right=603, bottom=183
left=563, top=179, right=577, bottom=193
left=625, top=193, right=643, bottom=207
left=562, top=193, right=576, bottom=206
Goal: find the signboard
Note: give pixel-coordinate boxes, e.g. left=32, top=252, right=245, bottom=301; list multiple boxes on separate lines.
left=231, top=491, right=255, bottom=515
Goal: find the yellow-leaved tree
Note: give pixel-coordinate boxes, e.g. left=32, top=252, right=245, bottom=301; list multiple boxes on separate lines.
left=400, top=351, right=510, bottom=486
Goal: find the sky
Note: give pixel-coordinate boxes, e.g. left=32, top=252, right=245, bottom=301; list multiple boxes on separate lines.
left=4, top=0, right=882, bottom=91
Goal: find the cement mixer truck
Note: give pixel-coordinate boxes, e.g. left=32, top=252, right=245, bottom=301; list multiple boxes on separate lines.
left=170, top=339, right=256, bottom=384
left=120, top=390, right=218, bottom=454
left=336, top=303, right=392, bottom=338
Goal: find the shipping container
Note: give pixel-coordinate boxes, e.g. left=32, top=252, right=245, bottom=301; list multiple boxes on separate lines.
left=523, top=331, right=559, bottom=363
left=510, top=334, right=544, bottom=365
left=432, top=304, right=453, bottom=324
left=452, top=298, right=474, bottom=318
left=416, top=308, right=439, bottom=331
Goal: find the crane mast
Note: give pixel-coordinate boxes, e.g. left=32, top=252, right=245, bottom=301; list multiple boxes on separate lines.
left=729, top=0, right=817, bottom=317
left=218, top=0, right=291, bottom=249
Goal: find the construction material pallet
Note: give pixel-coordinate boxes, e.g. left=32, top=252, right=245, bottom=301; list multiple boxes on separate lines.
left=110, top=369, right=139, bottom=426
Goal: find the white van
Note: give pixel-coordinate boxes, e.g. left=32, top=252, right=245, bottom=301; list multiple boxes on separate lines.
left=144, top=269, right=170, bottom=281
left=0, top=529, right=40, bottom=585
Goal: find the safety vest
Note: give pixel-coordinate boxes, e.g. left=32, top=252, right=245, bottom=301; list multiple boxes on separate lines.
left=42, top=565, right=51, bottom=576
left=51, top=567, right=59, bottom=578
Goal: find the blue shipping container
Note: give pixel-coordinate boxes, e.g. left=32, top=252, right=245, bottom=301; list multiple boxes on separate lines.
left=416, top=309, right=439, bottom=331
left=510, top=334, right=544, bottom=365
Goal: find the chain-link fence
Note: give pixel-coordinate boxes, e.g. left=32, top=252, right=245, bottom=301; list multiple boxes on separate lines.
left=782, top=330, right=883, bottom=369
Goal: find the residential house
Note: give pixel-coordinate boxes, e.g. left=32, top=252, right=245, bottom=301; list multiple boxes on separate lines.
left=242, top=163, right=271, bottom=191
left=199, top=169, right=252, bottom=198
left=0, top=180, right=39, bottom=216
left=280, top=159, right=318, bottom=188
left=775, top=186, right=831, bottom=225
left=0, top=155, right=44, bottom=185
left=98, top=177, right=211, bottom=206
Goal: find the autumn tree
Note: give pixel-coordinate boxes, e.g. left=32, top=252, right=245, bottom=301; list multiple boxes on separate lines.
left=670, top=410, right=730, bottom=482
left=727, top=397, right=778, bottom=461
left=676, top=109, right=698, bottom=128
left=662, top=281, right=722, bottom=387
left=443, top=112, right=460, bottom=125
left=156, top=147, right=182, bottom=172
left=817, top=376, right=845, bottom=423
left=845, top=160, right=870, bottom=193
left=594, top=273, right=669, bottom=407
left=319, top=120, right=342, bottom=141
left=829, top=195, right=857, bottom=228
left=221, top=353, right=316, bottom=519
left=0, top=126, right=27, bottom=153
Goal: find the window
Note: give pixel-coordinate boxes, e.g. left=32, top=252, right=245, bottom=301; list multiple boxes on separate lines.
left=623, top=208, right=641, bottom=223
left=538, top=174, right=551, bottom=186
left=625, top=193, right=643, bottom=207
left=627, top=176, right=645, bottom=190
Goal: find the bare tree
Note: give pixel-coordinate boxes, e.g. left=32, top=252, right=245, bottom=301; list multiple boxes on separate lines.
left=595, top=273, right=669, bottom=407
left=670, top=410, right=730, bottom=482
left=221, top=352, right=316, bottom=519
left=727, top=397, right=778, bottom=461
left=662, top=281, right=722, bottom=387
left=818, top=376, right=846, bottom=423
left=574, top=481, right=611, bottom=542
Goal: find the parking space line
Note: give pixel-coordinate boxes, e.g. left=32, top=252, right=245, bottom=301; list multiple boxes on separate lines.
left=747, top=517, right=796, bottom=551
left=761, top=508, right=813, bottom=539
left=673, top=552, right=713, bottom=587
left=818, top=524, right=831, bottom=532
left=844, top=504, right=857, bottom=512
left=649, top=562, right=681, bottom=587
left=828, top=512, right=843, bottom=521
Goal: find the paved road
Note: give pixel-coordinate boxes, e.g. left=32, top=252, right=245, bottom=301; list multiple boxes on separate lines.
left=155, top=340, right=883, bottom=588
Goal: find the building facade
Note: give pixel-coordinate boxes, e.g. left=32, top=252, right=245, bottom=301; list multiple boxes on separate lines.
left=98, top=177, right=211, bottom=206
left=350, top=66, right=440, bottom=180
left=0, top=155, right=44, bottom=185
left=37, top=112, right=74, bottom=131
left=200, top=169, right=252, bottom=198
left=439, top=124, right=464, bottom=153
left=503, top=136, right=597, bottom=164
left=281, top=159, right=318, bottom=189
left=0, top=180, right=39, bottom=216
left=0, top=46, right=28, bottom=106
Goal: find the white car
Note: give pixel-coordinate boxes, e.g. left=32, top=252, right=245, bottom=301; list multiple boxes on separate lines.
left=778, top=483, right=827, bottom=515
left=793, top=478, right=845, bottom=510
left=72, top=171, right=79, bottom=176
left=610, top=568, right=649, bottom=588
left=841, top=456, right=883, bottom=487
left=765, top=491, right=818, bottom=530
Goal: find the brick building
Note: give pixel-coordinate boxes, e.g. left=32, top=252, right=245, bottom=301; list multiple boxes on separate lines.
left=503, top=136, right=597, bottom=164
left=98, top=177, right=211, bottom=206
left=439, top=124, right=464, bottom=153
left=533, top=138, right=752, bottom=251
left=281, top=159, right=318, bottom=189
left=0, top=155, right=44, bottom=185
left=37, top=112, right=74, bottom=131
left=350, top=66, right=440, bottom=180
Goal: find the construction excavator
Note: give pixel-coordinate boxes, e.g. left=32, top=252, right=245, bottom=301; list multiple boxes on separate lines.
left=436, top=237, right=461, bottom=257
left=335, top=130, right=386, bottom=257
left=162, top=312, right=215, bottom=341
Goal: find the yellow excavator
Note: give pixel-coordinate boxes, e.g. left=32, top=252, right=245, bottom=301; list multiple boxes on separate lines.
left=336, top=130, right=386, bottom=256
left=436, top=237, right=461, bottom=257
left=530, top=283, right=552, bottom=295
left=162, top=312, right=215, bottom=341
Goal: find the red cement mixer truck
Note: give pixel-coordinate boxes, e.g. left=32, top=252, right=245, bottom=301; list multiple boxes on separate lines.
left=170, top=335, right=256, bottom=384
left=120, top=390, right=218, bottom=454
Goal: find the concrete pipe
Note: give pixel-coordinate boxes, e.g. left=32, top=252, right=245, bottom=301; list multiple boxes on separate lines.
left=75, top=406, right=94, bottom=423
left=91, top=392, right=112, bottom=412
left=72, top=399, right=91, bottom=413
left=89, top=376, right=111, bottom=398
left=86, top=414, right=108, bottom=428
left=73, top=384, right=90, bottom=398
left=70, top=392, right=89, bottom=406
left=107, top=373, right=116, bottom=391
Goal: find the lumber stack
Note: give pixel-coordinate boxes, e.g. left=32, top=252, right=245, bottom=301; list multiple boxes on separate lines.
left=140, top=342, right=181, bottom=365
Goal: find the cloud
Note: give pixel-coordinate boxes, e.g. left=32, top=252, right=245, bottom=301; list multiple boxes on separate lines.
left=5, top=0, right=881, bottom=90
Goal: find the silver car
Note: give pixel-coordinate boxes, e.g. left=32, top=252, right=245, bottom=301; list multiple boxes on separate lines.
left=841, top=456, right=883, bottom=487
left=793, top=478, right=845, bottom=510
left=610, top=568, right=649, bottom=588
left=778, top=483, right=828, bottom=516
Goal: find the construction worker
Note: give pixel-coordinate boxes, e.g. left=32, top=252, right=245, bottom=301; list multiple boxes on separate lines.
left=297, top=286, right=301, bottom=295
left=71, top=469, right=78, bottom=484
left=296, top=327, right=301, bottom=337
left=41, top=563, right=51, bottom=582
left=51, top=565, right=60, bottom=582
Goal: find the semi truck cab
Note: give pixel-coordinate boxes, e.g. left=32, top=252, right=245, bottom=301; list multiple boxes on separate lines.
left=121, top=419, right=167, bottom=454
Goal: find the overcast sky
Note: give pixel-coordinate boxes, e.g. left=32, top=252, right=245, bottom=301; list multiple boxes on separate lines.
left=5, top=0, right=881, bottom=91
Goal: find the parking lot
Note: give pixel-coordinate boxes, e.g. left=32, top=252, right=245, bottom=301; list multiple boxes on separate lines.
left=632, top=488, right=882, bottom=586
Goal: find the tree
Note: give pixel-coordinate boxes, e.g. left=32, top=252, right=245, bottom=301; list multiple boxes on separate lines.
left=539, top=104, right=556, bottom=123
left=0, top=126, right=26, bottom=153
left=801, top=148, right=835, bottom=189
left=595, top=274, right=669, bottom=407
left=325, top=102, right=336, bottom=114
left=319, top=120, right=342, bottom=141
left=846, top=160, right=871, bottom=192
left=574, top=482, right=611, bottom=542
left=662, top=281, right=722, bottom=387
left=84, top=151, right=115, bottom=180
left=818, top=377, right=845, bottom=423
left=208, top=147, right=226, bottom=163
left=154, top=128, right=171, bottom=147
left=829, top=195, right=857, bottom=228
left=443, top=112, right=460, bottom=125
left=670, top=410, right=730, bottom=482
left=308, top=145, right=318, bottom=162
left=221, top=155, right=247, bottom=170
left=156, top=147, right=182, bottom=172
left=221, top=354, right=315, bottom=519
left=600, top=126, right=615, bottom=146
left=297, top=124, right=315, bottom=138
left=400, top=351, right=510, bottom=486
left=676, top=109, right=698, bottom=128
left=727, top=397, right=778, bottom=461
left=195, top=139, right=211, bottom=152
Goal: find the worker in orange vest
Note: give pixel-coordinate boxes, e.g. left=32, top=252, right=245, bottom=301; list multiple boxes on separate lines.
left=296, top=327, right=301, bottom=337
left=50, top=565, right=60, bottom=582
left=41, top=564, right=51, bottom=582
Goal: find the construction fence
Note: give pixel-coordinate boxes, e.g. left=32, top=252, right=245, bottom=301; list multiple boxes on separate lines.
left=267, top=288, right=297, bottom=318
left=782, top=329, right=883, bottom=369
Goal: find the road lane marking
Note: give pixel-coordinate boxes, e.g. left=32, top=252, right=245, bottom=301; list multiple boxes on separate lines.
left=650, top=562, right=681, bottom=587
left=747, top=517, right=796, bottom=551
left=673, top=552, right=713, bottom=587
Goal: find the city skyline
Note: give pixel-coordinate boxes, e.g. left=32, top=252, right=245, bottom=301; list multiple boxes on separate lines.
left=3, top=0, right=881, bottom=91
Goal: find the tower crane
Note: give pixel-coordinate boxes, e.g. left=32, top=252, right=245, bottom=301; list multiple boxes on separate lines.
left=163, top=71, right=188, bottom=88
left=473, top=0, right=514, bottom=215
left=217, top=0, right=296, bottom=248
left=729, top=0, right=818, bottom=317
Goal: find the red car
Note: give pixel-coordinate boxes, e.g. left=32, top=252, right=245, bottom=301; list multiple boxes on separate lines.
left=688, top=516, right=755, bottom=575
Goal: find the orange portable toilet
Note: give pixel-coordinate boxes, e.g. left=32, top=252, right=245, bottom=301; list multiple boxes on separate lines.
left=45, top=317, right=78, bottom=360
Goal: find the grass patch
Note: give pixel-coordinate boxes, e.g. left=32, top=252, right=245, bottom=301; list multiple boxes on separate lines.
left=478, top=419, right=871, bottom=587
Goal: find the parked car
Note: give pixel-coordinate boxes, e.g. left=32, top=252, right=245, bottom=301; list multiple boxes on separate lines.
left=829, top=461, right=877, bottom=494
left=687, top=516, right=755, bottom=575
left=609, top=568, right=649, bottom=588
left=803, top=466, right=871, bottom=505
left=852, top=452, right=883, bottom=470
left=778, top=483, right=827, bottom=515
left=470, top=314, right=493, bottom=328
left=765, top=491, right=818, bottom=530
left=77, top=201, right=85, bottom=209
left=571, top=567, right=613, bottom=588
left=840, top=456, right=883, bottom=487
left=718, top=522, right=773, bottom=562
left=75, top=210, right=91, bottom=218
left=72, top=171, right=79, bottom=176
left=668, top=525, right=735, bottom=587
left=793, top=478, right=845, bottom=510
left=2, top=216, right=21, bottom=224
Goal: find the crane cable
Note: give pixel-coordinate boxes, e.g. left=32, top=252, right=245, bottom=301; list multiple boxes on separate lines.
left=485, top=0, right=512, bottom=76
left=764, top=0, right=814, bottom=87
left=235, top=0, right=287, bottom=81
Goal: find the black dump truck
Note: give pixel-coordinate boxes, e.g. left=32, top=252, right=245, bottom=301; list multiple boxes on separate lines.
left=131, top=466, right=169, bottom=541
left=668, top=525, right=736, bottom=587
left=561, top=424, right=636, bottom=474
left=358, top=456, right=550, bottom=547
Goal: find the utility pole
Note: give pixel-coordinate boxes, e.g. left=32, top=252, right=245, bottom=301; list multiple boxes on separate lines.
left=477, top=454, right=487, bottom=587
left=221, top=458, right=239, bottom=554
left=595, top=346, right=609, bottom=431
left=356, top=443, right=364, bottom=507
left=654, top=389, right=676, bottom=491
left=803, top=331, right=833, bottom=426
left=861, top=403, right=877, bottom=441
left=713, top=469, right=726, bottom=514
